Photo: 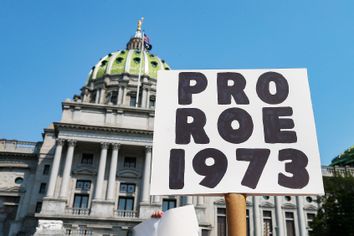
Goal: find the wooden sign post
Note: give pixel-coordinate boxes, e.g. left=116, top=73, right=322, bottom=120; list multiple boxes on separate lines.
left=225, top=193, right=247, bottom=236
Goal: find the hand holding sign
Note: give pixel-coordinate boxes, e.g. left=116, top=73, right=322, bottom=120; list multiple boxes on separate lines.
left=151, top=69, right=323, bottom=196
left=133, top=206, right=199, bottom=236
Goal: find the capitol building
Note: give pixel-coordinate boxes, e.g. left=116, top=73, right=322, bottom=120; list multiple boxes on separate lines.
left=0, top=21, right=340, bottom=236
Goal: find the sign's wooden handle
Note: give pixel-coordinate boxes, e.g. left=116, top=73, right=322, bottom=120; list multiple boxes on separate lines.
left=224, top=193, right=247, bottom=236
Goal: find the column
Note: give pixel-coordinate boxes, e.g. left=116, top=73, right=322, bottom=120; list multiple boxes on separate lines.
left=186, top=196, right=193, bottom=205
left=141, top=88, right=147, bottom=108
left=99, top=88, right=105, bottom=104
left=95, top=90, right=100, bottom=103
left=197, top=196, right=204, bottom=206
left=0, top=200, right=5, bottom=235
left=94, top=142, right=109, bottom=200
left=141, top=146, right=152, bottom=203
left=146, top=90, right=151, bottom=108
left=153, top=196, right=160, bottom=204
left=296, top=196, right=307, bottom=236
left=107, top=143, right=120, bottom=200
left=253, top=196, right=261, bottom=236
left=46, top=139, right=64, bottom=197
left=117, top=86, right=123, bottom=105
left=59, top=140, right=76, bottom=198
left=275, top=196, right=285, bottom=236
left=122, top=86, right=127, bottom=105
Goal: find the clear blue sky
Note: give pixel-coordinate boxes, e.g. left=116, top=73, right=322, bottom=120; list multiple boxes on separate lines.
left=0, top=0, right=353, bottom=165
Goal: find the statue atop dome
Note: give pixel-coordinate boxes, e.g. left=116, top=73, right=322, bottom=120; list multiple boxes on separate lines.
left=137, top=17, right=144, bottom=32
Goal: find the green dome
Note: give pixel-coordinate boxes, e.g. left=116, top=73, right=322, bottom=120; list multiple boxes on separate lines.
left=87, top=49, right=170, bottom=83
left=331, top=146, right=354, bottom=166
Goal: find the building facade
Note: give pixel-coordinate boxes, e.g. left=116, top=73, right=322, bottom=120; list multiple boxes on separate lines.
left=0, top=22, right=338, bottom=236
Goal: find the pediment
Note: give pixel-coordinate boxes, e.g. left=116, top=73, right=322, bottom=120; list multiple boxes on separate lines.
left=304, top=204, right=318, bottom=211
left=118, top=169, right=140, bottom=178
left=72, top=166, right=97, bottom=175
left=214, top=199, right=225, bottom=205
left=0, top=186, right=25, bottom=193
left=282, top=203, right=297, bottom=209
left=260, top=202, right=274, bottom=208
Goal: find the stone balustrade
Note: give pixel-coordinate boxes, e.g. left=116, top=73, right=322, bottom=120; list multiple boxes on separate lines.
left=114, top=210, right=138, bottom=218
left=65, top=228, right=93, bottom=236
left=65, top=208, right=90, bottom=216
left=64, top=208, right=139, bottom=219
left=0, top=139, right=41, bottom=153
left=321, top=165, right=354, bottom=177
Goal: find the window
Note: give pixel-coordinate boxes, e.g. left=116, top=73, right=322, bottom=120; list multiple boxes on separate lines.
left=124, top=157, right=136, bottom=168
left=162, top=199, right=176, bottom=212
left=217, top=208, right=226, bottom=236
left=306, top=196, right=313, bottom=203
left=285, top=196, right=292, bottom=201
left=35, top=202, right=42, bottom=213
left=285, top=212, right=296, bottom=236
left=78, top=225, right=92, bottom=236
left=118, top=197, right=134, bottom=211
left=151, top=61, right=158, bottom=68
left=130, top=95, right=136, bottom=107
left=201, top=229, right=209, bottom=236
left=39, top=183, right=47, bottom=194
left=111, top=91, right=118, bottom=104
left=90, top=91, right=97, bottom=103
left=81, top=153, right=93, bottom=165
left=216, top=208, right=250, bottom=236
left=76, top=180, right=91, bottom=191
left=120, top=183, right=136, bottom=193
left=73, top=194, right=89, bottom=209
left=2, top=196, right=20, bottom=204
left=149, top=97, right=155, bottom=108
left=116, top=57, right=124, bottom=64
left=15, top=177, right=23, bottom=184
left=43, top=164, right=50, bottom=175
left=263, top=210, right=273, bottom=236
left=133, top=57, right=141, bottom=64
left=217, top=208, right=226, bottom=215
left=307, top=213, right=316, bottom=233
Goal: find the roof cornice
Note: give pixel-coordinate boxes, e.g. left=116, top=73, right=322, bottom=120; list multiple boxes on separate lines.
left=53, top=122, right=153, bottom=136
left=61, top=101, right=155, bottom=115
left=0, top=152, right=38, bottom=158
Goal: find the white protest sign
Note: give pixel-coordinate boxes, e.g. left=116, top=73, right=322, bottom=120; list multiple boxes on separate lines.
left=132, top=205, right=199, bottom=236
left=151, top=69, right=324, bottom=195
left=133, top=219, right=159, bottom=236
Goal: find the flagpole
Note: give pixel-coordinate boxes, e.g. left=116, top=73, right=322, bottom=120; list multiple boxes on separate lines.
left=135, top=18, right=144, bottom=108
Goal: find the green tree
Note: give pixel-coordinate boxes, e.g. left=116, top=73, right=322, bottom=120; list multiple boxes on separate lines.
left=310, top=174, right=354, bottom=236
